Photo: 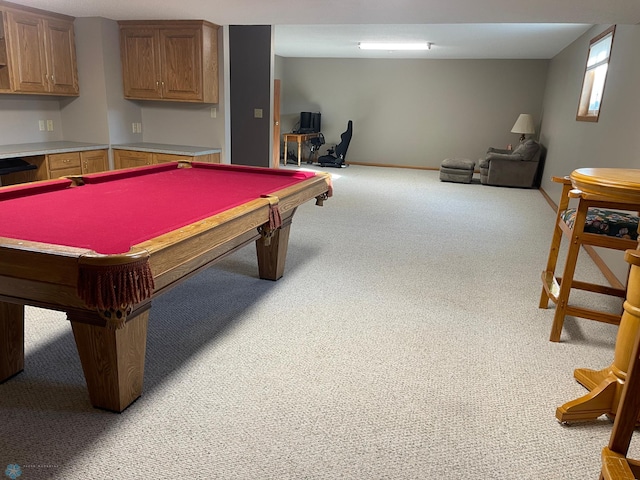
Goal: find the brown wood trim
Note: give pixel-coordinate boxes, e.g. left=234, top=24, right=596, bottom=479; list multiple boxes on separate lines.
left=0, top=0, right=75, bottom=20
left=539, top=186, right=557, bottom=211
left=118, top=19, right=219, bottom=29
left=347, top=161, right=439, bottom=170
left=348, top=162, right=485, bottom=173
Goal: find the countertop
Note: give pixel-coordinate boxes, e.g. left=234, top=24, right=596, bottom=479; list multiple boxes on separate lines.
left=0, top=141, right=110, bottom=160
left=112, top=143, right=221, bottom=156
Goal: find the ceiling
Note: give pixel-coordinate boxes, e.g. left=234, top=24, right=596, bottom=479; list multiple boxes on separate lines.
left=21, top=0, right=640, bottom=59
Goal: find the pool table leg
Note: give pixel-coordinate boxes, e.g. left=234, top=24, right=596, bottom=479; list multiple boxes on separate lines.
left=256, top=216, right=293, bottom=280
left=70, top=308, right=149, bottom=412
left=0, top=301, right=24, bottom=382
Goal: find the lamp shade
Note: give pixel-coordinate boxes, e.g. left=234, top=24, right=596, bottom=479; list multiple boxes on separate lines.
left=511, top=114, right=535, bottom=135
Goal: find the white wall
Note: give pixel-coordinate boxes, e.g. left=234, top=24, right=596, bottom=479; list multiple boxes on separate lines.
left=0, top=96, right=63, bottom=144
left=0, top=16, right=226, bottom=162
left=137, top=26, right=227, bottom=158
left=278, top=57, right=549, bottom=168
left=59, top=17, right=115, bottom=145
left=539, top=24, right=640, bottom=282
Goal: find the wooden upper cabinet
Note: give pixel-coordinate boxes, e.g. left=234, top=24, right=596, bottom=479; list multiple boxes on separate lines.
left=119, top=20, right=219, bottom=103
left=119, top=28, right=161, bottom=99
left=0, top=2, right=79, bottom=95
left=43, top=17, right=78, bottom=95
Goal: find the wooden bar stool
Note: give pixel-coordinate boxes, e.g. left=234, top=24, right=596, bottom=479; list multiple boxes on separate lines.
left=540, top=175, right=639, bottom=342
left=553, top=169, right=640, bottom=424
left=599, top=250, right=640, bottom=479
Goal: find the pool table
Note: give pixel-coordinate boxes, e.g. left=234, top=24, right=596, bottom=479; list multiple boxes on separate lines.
left=0, top=161, right=331, bottom=412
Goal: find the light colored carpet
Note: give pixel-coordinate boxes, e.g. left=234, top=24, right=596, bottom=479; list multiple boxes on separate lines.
left=0, top=165, right=635, bottom=479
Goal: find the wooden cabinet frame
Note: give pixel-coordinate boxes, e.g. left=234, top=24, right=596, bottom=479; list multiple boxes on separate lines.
left=114, top=149, right=220, bottom=170
left=0, top=1, right=79, bottom=95
left=118, top=20, right=218, bottom=103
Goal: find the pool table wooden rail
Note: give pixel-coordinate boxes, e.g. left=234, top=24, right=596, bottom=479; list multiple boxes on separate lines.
left=0, top=168, right=331, bottom=412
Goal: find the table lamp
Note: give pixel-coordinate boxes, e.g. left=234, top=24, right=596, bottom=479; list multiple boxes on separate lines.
left=511, top=114, right=535, bottom=143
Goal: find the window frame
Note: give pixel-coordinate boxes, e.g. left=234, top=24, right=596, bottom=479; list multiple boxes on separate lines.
left=576, top=25, right=616, bottom=123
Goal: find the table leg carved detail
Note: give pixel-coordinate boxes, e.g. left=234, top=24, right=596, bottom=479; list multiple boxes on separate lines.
left=557, top=249, right=640, bottom=424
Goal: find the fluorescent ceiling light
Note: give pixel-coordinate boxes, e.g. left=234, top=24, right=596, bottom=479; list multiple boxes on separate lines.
left=358, top=42, right=432, bottom=51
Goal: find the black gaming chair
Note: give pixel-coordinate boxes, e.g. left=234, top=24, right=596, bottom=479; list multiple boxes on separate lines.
left=318, top=120, right=352, bottom=168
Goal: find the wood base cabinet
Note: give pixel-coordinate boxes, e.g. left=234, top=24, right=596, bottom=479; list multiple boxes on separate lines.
left=119, top=20, right=219, bottom=103
left=0, top=1, right=79, bottom=95
left=48, top=149, right=108, bottom=178
left=114, top=150, right=220, bottom=170
left=0, top=149, right=108, bottom=186
left=80, top=149, right=108, bottom=174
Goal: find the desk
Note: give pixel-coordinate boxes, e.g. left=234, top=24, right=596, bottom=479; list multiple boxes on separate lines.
left=283, top=132, right=320, bottom=166
left=0, top=162, right=331, bottom=412
left=556, top=168, right=640, bottom=423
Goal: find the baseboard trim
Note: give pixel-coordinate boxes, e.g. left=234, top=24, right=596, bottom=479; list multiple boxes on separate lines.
left=347, top=161, right=439, bottom=170
left=539, top=186, right=625, bottom=290
left=346, top=162, right=482, bottom=173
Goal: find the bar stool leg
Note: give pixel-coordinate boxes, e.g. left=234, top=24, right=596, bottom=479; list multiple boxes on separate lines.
left=556, top=250, right=640, bottom=423
left=549, top=201, right=590, bottom=342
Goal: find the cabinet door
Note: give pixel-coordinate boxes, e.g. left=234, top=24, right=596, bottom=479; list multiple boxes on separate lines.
left=114, top=150, right=152, bottom=170
left=193, top=153, right=220, bottom=163
left=5, top=10, right=48, bottom=93
left=159, top=27, right=202, bottom=101
left=44, top=18, right=78, bottom=95
left=81, top=150, right=108, bottom=174
left=153, top=153, right=190, bottom=164
left=120, top=28, right=162, bottom=99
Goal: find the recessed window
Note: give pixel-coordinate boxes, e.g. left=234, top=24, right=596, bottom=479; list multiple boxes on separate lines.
left=576, top=25, right=615, bottom=122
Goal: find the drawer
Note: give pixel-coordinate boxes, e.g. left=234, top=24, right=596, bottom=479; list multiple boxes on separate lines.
left=49, top=166, right=82, bottom=178
left=48, top=152, right=81, bottom=170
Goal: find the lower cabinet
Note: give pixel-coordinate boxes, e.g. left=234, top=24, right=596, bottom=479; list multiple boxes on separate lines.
left=47, top=151, right=82, bottom=178
left=0, top=149, right=108, bottom=186
left=113, top=149, right=152, bottom=169
left=47, top=149, right=108, bottom=178
left=80, top=149, right=108, bottom=174
left=114, top=149, right=220, bottom=169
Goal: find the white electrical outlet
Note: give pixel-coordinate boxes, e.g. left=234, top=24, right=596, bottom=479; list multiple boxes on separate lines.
left=132, top=123, right=137, bottom=133
left=46, top=120, right=54, bottom=131
left=38, top=120, right=45, bottom=131
left=210, top=107, right=217, bottom=118
left=254, top=108, right=263, bottom=119
left=136, top=123, right=142, bottom=133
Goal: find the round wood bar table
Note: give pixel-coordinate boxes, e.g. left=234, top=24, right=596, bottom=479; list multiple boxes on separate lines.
left=556, top=168, right=640, bottom=423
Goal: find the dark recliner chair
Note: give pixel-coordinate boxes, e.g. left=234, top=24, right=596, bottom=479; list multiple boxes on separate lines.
left=478, top=138, right=543, bottom=188
left=318, top=120, right=352, bottom=168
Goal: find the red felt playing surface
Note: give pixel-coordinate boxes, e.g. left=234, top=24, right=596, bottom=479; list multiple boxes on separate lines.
left=0, top=163, right=315, bottom=254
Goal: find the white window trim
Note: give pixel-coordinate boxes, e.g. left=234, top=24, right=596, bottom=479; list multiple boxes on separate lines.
left=576, top=25, right=616, bottom=123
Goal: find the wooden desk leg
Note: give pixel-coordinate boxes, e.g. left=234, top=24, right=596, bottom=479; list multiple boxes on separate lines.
left=297, top=140, right=302, bottom=166
left=0, top=302, right=24, bottom=382
left=556, top=250, right=640, bottom=423
left=282, top=138, right=287, bottom=165
left=70, top=308, right=149, bottom=412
